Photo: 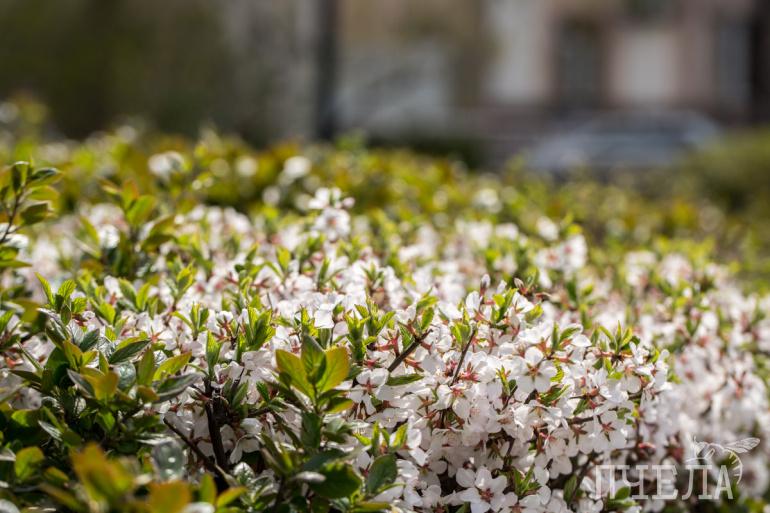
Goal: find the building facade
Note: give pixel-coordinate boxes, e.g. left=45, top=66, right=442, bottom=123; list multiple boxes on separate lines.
left=330, top=0, right=769, bottom=157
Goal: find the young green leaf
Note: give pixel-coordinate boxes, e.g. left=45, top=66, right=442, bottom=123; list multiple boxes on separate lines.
left=318, top=346, right=349, bottom=393
left=14, top=446, right=45, bottom=482
left=365, top=454, right=397, bottom=496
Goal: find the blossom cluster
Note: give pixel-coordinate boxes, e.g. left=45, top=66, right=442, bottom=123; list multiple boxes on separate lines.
left=3, top=160, right=768, bottom=513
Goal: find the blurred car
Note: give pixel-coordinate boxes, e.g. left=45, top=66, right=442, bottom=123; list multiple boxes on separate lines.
left=526, top=110, right=721, bottom=175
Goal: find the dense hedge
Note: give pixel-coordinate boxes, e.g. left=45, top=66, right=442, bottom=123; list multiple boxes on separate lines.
left=0, top=105, right=769, bottom=512
left=3, top=98, right=768, bottom=288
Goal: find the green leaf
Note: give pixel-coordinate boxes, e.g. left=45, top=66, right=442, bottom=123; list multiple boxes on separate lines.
left=154, top=373, right=202, bottom=402
left=11, top=409, right=40, bottom=428
left=20, top=202, right=52, bottom=225
left=136, top=349, right=156, bottom=386
left=109, top=338, right=150, bottom=364
left=137, top=385, right=159, bottom=402
left=244, top=308, right=274, bottom=351
left=301, top=336, right=326, bottom=383
left=154, top=352, right=191, bottom=381
left=605, top=486, right=638, bottom=511
left=301, top=412, right=323, bottom=450
left=118, top=279, right=136, bottom=305
left=198, top=473, right=217, bottom=503
left=216, top=486, right=246, bottom=507
left=67, top=370, right=95, bottom=397
left=10, top=369, right=41, bottom=386
left=83, top=371, right=119, bottom=401
left=14, top=446, right=44, bottom=481
left=205, top=332, right=222, bottom=374
left=10, top=161, right=27, bottom=192
left=72, top=444, right=133, bottom=502
left=43, top=314, right=69, bottom=347
left=275, top=349, right=313, bottom=398
left=385, top=374, right=422, bottom=386
left=125, top=195, right=157, bottom=228
left=136, top=282, right=152, bottom=310
left=351, top=501, right=391, bottom=512
left=95, top=411, right=116, bottom=432
left=276, top=246, right=291, bottom=273
left=325, top=397, right=354, bottom=413
left=78, top=329, right=102, bottom=351
left=57, top=280, right=77, bottom=300
left=310, top=462, right=362, bottom=499
left=147, top=481, right=191, bottom=513
left=525, top=304, right=543, bottom=322
left=390, top=424, right=408, bottom=449
left=365, top=454, right=397, bottom=496
left=614, top=486, right=631, bottom=500
left=0, top=310, right=14, bottom=335
left=29, top=167, right=60, bottom=185
left=39, top=420, right=81, bottom=447
left=38, top=420, right=62, bottom=441
left=564, top=474, right=579, bottom=503
left=36, top=273, right=53, bottom=305
left=79, top=215, right=100, bottom=246
left=318, top=346, right=349, bottom=393
left=95, top=301, right=116, bottom=324
left=0, top=259, right=29, bottom=268
left=43, top=466, right=70, bottom=486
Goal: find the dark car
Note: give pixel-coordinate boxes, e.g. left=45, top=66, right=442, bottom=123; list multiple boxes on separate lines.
left=526, top=110, right=721, bottom=175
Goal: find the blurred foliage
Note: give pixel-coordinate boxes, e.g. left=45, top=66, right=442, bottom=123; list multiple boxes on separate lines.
left=0, top=0, right=292, bottom=143
left=0, top=99, right=769, bottom=511
left=670, top=129, right=770, bottom=283
left=0, top=97, right=768, bottom=288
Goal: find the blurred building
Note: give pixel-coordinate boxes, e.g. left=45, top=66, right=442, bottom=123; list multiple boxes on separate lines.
left=331, top=0, right=769, bottom=160
left=483, top=0, right=759, bottom=118
left=2, top=0, right=770, bottom=161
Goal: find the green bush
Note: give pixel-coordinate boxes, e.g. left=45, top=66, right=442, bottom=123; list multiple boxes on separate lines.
left=0, top=102, right=769, bottom=512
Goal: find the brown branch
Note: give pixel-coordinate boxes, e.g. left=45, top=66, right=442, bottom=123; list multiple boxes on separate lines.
left=205, top=400, right=229, bottom=472
left=450, top=327, right=477, bottom=386
left=163, top=417, right=228, bottom=485
left=387, top=329, right=431, bottom=372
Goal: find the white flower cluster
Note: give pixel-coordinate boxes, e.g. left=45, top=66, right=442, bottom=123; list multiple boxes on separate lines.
left=13, top=189, right=770, bottom=512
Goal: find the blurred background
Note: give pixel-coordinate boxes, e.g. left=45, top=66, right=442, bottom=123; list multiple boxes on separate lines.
left=3, top=0, right=770, bottom=288
left=3, top=0, right=770, bottom=167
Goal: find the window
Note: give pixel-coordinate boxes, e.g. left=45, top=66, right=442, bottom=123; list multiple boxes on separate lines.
left=626, top=0, right=677, bottom=23
left=716, top=19, right=750, bottom=110
left=557, top=20, right=603, bottom=109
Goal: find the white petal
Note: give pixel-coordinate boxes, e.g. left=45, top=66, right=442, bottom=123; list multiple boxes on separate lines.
left=525, top=347, right=543, bottom=365
left=456, top=468, right=476, bottom=488
left=475, top=467, right=493, bottom=488
left=470, top=501, right=491, bottom=513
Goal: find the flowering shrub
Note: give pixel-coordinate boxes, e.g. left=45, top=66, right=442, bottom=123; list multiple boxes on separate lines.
left=1, top=99, right=766, bottom=289
left=0, top=150, right=768, bottom=513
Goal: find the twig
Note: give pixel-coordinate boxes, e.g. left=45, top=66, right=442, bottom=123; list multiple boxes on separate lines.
left=273, top=477, right=286, bottom=508
left=163, top=417, right=228, bottom=483
left=205, top=400, right=229, bottom=472
left=387, top=329, right=431, bottom=372
left=0, top=190, right=21, bottom=245
left=450, top=327, right=477, bottom=386
left=438, top=327, right=477, bottom=429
